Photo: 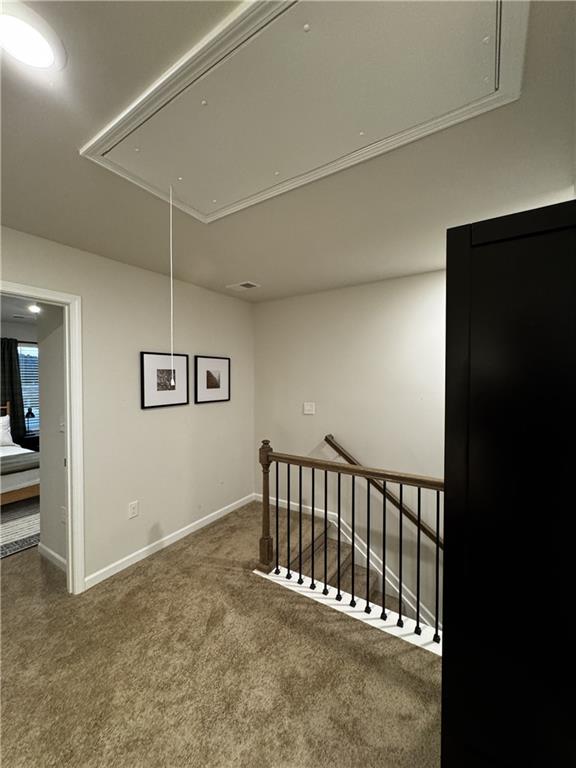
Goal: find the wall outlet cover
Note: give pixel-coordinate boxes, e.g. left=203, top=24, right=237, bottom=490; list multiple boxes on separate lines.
left=303, top=402, right=316, bottom=415
left=128, top=500, right=139, bottom=519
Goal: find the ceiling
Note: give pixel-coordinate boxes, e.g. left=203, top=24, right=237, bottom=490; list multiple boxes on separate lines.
left=1, top=2, right=575, bottom=302
left=84, top=1, right=517, bottom=222
left=1, top=294, right=42, bottom=324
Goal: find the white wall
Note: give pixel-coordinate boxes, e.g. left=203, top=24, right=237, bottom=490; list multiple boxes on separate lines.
left=1, top=226, right=255, bottom=579
left=1, top=225, right=444, bottom=609
left=255, top=271, right=445, bottom=475
left=37, top=306, right=66, bottom=560
left=254, top=272, right=446, bottom=618
left=1, top=320, right=37, bottom=342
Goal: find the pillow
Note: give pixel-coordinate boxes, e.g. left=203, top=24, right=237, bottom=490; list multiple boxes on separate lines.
left=0, top=415, right=17, bottom=447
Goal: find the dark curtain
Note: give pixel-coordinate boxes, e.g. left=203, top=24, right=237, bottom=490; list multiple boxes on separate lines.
left=1, top=338, right=25, bottom=444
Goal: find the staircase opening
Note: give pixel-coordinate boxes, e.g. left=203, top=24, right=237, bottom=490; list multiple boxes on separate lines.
left=254, top=434, right=443, bottom=654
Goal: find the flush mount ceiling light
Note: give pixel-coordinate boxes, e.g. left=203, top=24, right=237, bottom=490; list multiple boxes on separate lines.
left=27, top=304, right=42, bottom=314
left=0, top=2, right=66, bottom=70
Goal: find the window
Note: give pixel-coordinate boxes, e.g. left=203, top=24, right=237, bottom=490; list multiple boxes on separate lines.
left=17, top=344, right=39, bottom=432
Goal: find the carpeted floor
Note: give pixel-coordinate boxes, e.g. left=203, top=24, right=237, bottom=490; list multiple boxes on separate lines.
left=0, top=501, right=441, bottom=768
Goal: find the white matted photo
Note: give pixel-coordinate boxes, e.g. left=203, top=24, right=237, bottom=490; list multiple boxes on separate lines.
left=194, top=356, right=230, bottom=404
left=140, top=352, right=189, bottom=408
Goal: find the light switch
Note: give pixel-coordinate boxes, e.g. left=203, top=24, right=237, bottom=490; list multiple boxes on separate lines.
left=303, top=402, right=316, bottom=415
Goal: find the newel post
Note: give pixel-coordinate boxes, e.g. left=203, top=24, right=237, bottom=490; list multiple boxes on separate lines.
left=258, top=439, right=274, bottom=569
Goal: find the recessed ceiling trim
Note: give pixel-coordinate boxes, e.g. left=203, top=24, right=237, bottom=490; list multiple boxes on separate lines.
left=80, top=1, right=529, bottom=225
left=80, top=1, right=294, bottom=159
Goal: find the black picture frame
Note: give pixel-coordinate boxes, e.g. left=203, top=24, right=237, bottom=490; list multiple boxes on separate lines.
left=140, top=352, right=190, bottom=409
left=194, top=355, right=231, bottom=404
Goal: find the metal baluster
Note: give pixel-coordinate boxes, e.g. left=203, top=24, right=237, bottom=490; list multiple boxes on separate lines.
left=286, top=464, right=291, bottom=580
left=310, top=468, right=316, bottom=590
left=415, top=487, right=422, bottom=635
left=433, top=490, right=441, bottom=643
left=365, top=479, right=372, bottom=613
left=381, top=481, right=387, bottom=620
left=350, top=476, right=356, bottom=607
left=297, top=466, right=303, bottom=584
left=322, top=470, right=329, bottom=595
left=397, top=484, right=404, bottom=627
left=336, top=473, right=342, bottom=601
left=274, top=461, right=280, bottom=575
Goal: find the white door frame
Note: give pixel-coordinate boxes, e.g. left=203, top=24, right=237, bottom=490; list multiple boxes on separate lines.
left=1, top=280, right=85, bottom=594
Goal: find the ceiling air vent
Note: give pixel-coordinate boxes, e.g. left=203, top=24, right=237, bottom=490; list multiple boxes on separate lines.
left=226, top=281, right=261, bottom=291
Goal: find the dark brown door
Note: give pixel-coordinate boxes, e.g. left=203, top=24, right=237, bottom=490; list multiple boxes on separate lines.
left=443, top=200, right=576, bottom=767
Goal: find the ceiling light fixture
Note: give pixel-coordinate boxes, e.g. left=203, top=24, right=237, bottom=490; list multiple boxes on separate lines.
left=28, top=304, right=42, bottom=314
left=0, top=3, right=66, bottom=70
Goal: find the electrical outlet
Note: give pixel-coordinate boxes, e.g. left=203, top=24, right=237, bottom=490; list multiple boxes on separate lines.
left=60, top=506, right=67, bottom=525
left=128, top=500, right=139, bottom=519
left=303, top=401, right=316, bottom=415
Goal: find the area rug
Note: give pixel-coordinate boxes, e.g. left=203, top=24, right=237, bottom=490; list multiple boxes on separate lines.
left=0, top=499, right=40, bottom=558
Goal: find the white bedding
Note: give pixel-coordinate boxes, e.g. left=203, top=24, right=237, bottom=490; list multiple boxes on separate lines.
left=0, top=445, right=34, bottom=458
left=0, top=444, right=40, bottom=493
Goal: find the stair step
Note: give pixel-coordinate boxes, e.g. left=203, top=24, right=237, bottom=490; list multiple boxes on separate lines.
left=340, top=562, right=377, bottom=600
left=273, top=511, right=404, bottom=616
left=371, top=590, right=402, bottom=615
left=275, top=509, right=314, bottom=570
left=291, top=520, right=325, bottom=572
left=298, top=537, right=346, bottom=584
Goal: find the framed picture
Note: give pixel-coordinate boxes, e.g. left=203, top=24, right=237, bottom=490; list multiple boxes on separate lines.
left=194, top=355, right=230, bottom=404
left=140, top=352, right=189, bottom=409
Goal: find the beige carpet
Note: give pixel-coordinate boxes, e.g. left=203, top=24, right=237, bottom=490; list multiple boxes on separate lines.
left=0, top=502, right=441, bottom=768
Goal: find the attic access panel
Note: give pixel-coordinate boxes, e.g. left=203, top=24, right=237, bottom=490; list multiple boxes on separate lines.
left=82, top=1, right=529, bottom=223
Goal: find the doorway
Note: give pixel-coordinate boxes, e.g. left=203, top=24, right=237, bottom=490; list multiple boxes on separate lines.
left=0, top=282, right=84, bottom=594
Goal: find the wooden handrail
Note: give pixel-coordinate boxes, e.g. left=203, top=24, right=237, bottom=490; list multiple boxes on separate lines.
left=323, top=434, right=443, bottom=549
left=269, top=450, right=444, bottom=492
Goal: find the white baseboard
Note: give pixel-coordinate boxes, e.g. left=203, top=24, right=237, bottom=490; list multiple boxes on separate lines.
left=38, top=542, right=67, bottom=572
left=84, top=493, right=256, bottom=591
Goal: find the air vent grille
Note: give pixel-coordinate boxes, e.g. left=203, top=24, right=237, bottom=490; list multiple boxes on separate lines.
left=226, top=281, right=261, bottom=291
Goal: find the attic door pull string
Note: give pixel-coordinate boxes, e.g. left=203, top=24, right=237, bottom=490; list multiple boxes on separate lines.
left=169, top=185, right=175, bottom=387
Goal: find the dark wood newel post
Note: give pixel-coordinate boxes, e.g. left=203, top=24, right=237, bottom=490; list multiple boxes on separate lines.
left=258, top=439, right=274, bottom=569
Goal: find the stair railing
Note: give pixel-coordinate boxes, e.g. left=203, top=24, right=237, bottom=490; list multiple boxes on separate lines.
left=258, top=439, right=444, bottom=641
left=324, top=434, right=443, bottom=550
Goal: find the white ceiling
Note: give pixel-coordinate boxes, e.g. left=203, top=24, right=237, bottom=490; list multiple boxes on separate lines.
left=1, top=294, right=41, bottom=324
left=1, top=2, right=574, bottom=302
left=86, top=1, right=518, bottom=222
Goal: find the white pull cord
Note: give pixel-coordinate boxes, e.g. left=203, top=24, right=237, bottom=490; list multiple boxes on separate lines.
left=169, top=185, right=175, bottom=387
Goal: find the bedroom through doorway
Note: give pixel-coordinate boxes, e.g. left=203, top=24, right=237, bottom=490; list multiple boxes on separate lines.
left=1, top=294, right=66, bottom=572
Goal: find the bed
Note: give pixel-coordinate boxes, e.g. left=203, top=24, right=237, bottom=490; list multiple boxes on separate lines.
left=0, top=402, right=40, bottom=506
